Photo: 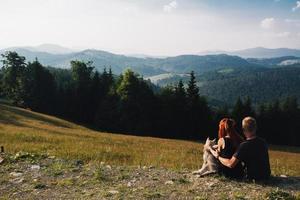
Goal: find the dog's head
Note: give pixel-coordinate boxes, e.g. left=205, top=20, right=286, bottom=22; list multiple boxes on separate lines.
left=204, top=137, right=216, bottom=151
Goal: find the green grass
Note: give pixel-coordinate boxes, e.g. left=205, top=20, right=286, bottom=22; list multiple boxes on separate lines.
left=0, top=104, right=300, bottom=176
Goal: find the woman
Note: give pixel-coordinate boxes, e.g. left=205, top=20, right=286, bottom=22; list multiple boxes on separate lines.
left=211, top=118, right=244, bottom=179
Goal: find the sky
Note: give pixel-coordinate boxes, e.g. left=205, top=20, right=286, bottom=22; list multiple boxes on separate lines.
left=0, top=0, right=299, bottom=56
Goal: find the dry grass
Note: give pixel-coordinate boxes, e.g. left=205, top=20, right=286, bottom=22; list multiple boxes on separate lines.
left=0, top=104, right=299, bottom=176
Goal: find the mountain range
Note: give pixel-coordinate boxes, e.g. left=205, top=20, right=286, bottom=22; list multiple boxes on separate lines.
left=1, top=44, right=300, bottom=77
left=198, top=47, right=300, bottom=58
left=1, top=44, right=300, bottom=106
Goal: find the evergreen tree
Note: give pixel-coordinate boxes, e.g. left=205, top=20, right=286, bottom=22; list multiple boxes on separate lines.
left=117, top=69, right=156, bottom=133
left=70, top=60, right=94, bottom=122
left=1, top=51, right=27, bottom=105
left=185, top=71, right=212, bottom=139
left=173, top=80, right=188, bottom=138
left=24, top=59, right=56, bottom=113
left=244, top=96, right=255, bottom=117
left=186, top=71, right=199, bottom=104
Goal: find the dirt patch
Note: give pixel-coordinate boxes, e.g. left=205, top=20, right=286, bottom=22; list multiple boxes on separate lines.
left=0, top=152, right=299, bottom=200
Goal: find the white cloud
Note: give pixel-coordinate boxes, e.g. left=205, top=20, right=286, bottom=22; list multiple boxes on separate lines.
left=292, top=1, right=300, bottom=11
left=163, top=1, right=178, bottom=12
left=275, top=31, right=291, bottom=37
left=260, top=18, right=275, bottom=29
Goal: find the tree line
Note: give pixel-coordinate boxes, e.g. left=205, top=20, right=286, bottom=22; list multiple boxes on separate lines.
left=1, top=51, right=299, bottom=146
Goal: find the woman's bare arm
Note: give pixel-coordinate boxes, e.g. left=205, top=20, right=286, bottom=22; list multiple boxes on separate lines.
left=218, top=156, right=239, bottom=168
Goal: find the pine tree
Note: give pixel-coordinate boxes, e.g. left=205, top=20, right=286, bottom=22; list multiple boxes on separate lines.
left=24, top=59, right=56, bottom=113
left=1, top=51, right=27, bottom=105
left=231, top=97, right=244, bottom=131
left=70, top=60, right=94, bottom=122
left=175, top=80, right=186, bottom=101
left=186, top=71, right=199, bottom=104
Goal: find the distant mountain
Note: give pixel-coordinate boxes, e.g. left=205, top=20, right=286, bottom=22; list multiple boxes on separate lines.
left=3, top=44, right=75, bottom=54
left=152, top=66, right=300, bottom=106
left=232, top=47, right=300, bottom=58
left=246, top=56, right=300, bottom=67
left=155, top=54, right=259, bottom=73
left=198, top=67, right=300, bottom=106
left=0, top=48, right=261, bottom=76
left=30, top=44, right=75, bottom=54
left=0, top=48, right=167, bottom=76
left=199, top=47, right=300, bottom=58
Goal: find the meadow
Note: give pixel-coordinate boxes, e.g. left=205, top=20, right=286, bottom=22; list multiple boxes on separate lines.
left=0, top=103, right=299, bottom=176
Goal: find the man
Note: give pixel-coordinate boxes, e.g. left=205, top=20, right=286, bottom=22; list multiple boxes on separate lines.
left=211, top=116, right=271, bottom=180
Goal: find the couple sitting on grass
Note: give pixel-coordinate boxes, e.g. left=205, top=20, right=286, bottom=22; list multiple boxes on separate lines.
left=196, top=116, right=271, bottom=181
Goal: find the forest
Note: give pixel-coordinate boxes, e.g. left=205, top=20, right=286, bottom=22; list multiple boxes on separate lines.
left=1, top=51, right=299, bottom=146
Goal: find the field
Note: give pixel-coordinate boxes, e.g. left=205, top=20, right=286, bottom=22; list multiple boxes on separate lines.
left=0, top=103, right=300, bottom=199
left=0, top=103, right=299, bottom=175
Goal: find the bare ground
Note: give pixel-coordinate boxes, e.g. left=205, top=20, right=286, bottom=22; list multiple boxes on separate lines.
left=0, top=152, right=299, bottom=200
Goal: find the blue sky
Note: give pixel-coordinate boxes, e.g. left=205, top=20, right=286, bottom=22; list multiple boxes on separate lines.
left=0, top=0, right=299, bottom=55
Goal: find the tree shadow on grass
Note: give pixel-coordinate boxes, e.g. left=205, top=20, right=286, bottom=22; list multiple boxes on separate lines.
left=244, top=176, right=300, bottom=191
left=0, top=112, right=26, bottom=127
left=0, top=104, right=72, bottom=129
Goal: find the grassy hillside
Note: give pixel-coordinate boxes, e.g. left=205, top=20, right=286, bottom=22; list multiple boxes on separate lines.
left=0, top=103, right=300, bottom=176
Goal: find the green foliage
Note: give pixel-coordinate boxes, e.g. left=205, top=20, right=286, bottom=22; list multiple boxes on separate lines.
left=257, top=97, right=300, bottom=146
left=1, top=51, right=27, bottom=105
left=1, top=51, right=299, bottom=145
left=265, top=189, right=295, bottom=200
left=156, top=67, right=300, bottom=107
left=198, top=67, right=300, bottom=106
left=24, top=59, right=56, bottom=113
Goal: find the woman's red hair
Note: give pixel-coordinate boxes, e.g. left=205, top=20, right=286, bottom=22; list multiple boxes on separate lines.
left=218, top=118, right=244, bottom=149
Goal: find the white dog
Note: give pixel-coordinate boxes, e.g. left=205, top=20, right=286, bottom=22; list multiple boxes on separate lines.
left=193, top=138, right=219, bottom=176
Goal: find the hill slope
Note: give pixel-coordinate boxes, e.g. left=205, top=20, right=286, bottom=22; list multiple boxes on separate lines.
left=0, top=103, right=300, bottom=174
left=0, top=104, right=300, bottom=199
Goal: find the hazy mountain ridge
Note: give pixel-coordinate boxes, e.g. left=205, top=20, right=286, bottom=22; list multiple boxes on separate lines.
left=0, top=47, right=262, bottom=76
left=1, top=45, right=300, bottom=109
left=2, top=45, right=300, bottom=76
left=246, top=56, right=300, bottom=67
left=199, top=47, right=300, bottom=58
left=2, top=44, right=75, bottom=55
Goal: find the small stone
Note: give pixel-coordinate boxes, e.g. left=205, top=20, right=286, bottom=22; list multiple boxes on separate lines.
left=108, top=190, right=119, bottom=195
left=10, top=172, right=23, bottom=177
left=127, top=182, right=132, bottom=187
left=142, top=166, right=147, bottom=170
left=207, top=182, right=215, bottom=188
left=11, top=178, right=24, bottom=184
left=165, top=180, right=174, bottom=185
left=31, top=165, right=41, bottom=170
left=280, top=174, right=288, bottom=178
